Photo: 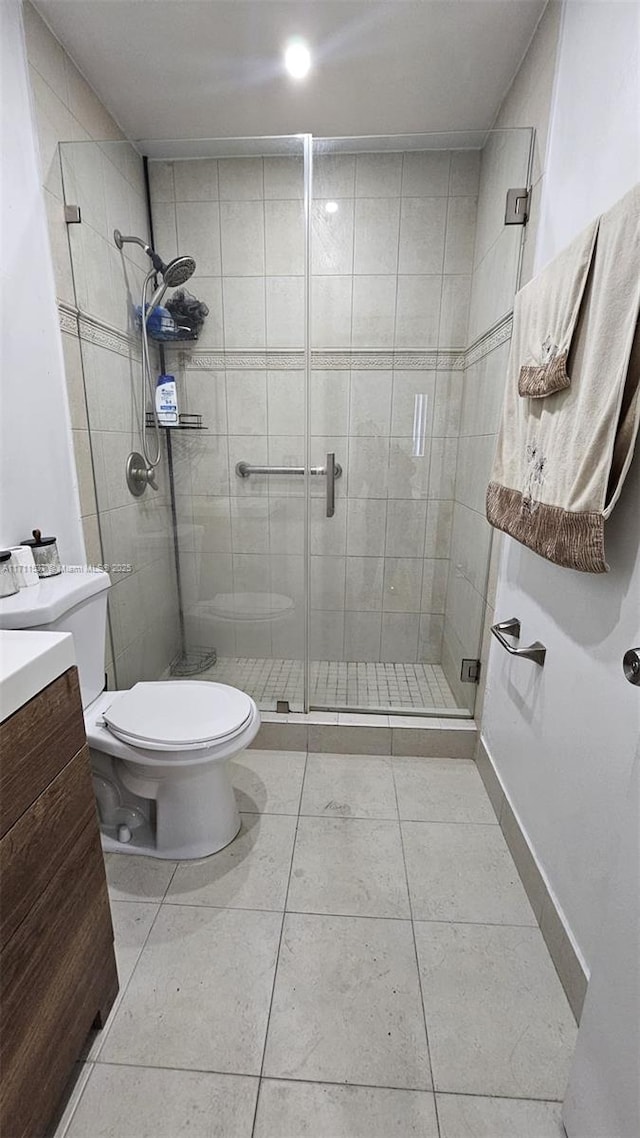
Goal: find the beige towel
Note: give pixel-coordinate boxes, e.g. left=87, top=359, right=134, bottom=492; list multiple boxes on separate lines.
left=517, top=217, right=599, bottom=397
left=487, top=183, right=640, bottom=573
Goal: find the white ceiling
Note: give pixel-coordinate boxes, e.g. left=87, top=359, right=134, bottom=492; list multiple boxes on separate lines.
left=35, top=0, right=546, bottom=146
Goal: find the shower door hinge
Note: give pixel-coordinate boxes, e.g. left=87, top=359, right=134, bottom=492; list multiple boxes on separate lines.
left=64, top=204, right=82, bottom=224
left=460, top=658, right=481, bottom=684
left=504, top=187, right=529, bottom=226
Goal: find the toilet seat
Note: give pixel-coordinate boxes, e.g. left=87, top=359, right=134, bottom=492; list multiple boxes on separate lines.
left=103, top=681, right=253, bottom=752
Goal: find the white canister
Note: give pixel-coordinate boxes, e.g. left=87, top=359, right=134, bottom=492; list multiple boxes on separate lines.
left=8, top=544, right=39, bottom=588
left=20, top=529, right=62, bottom=578
left=0, top=551, right=19, bottom=598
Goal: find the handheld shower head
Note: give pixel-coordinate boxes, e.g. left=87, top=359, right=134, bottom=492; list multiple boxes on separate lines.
left=162, top=255, right=196, bottom=288
left=114, top=231, right=196, bottom=287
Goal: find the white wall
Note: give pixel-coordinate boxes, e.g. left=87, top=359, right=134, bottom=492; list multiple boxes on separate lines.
left=563, top=747, right=640, bottom=1138
left=0, top=0, right=84, bottom=562
left=483, top=0, right=640, bottom=973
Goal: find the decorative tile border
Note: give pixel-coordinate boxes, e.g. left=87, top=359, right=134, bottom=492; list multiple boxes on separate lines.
left=180, top=347, right=467, bottom=372
left=58, top=302, right=79, bottom=337
left=58, top=305, right=511, bottom=372
left=58, top=303, right=140, bottom=360
left=465, top=312, right=513, bottom=368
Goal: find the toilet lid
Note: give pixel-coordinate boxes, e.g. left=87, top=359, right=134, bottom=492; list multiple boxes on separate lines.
left=103, top=682, right=253, bottom=750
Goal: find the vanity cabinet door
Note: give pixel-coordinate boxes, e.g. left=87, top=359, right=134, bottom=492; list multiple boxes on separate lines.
left=0, top=668, right=86, bottom=837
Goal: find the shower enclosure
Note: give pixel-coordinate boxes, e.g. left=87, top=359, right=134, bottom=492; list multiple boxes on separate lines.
left=60, top=128, right=533, bottom=717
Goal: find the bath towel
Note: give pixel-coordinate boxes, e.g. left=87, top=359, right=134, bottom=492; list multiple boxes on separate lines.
left=487, top=183, right=640, bottom=572
left=517, top=218, right=599, bottom=397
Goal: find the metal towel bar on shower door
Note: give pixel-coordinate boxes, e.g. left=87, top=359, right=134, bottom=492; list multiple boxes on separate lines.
left=235, top=454, right=342, bottom=518
left=490, top=618, right=547, bottom=665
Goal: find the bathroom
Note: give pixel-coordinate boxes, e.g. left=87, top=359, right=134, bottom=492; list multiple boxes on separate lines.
left=0, top=0, right=638, bottom=1134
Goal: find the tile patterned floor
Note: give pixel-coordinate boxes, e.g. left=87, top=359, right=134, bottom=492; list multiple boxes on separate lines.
left=190, top=657, right=459, bottom=713
left=52, top=750, right=575, bottom=1138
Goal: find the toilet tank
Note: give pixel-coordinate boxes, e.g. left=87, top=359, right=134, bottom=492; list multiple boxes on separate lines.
left=0, top=570, right=111, bottom=708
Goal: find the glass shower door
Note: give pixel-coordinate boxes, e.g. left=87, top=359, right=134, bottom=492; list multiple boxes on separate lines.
left=308, top=130, right=533, bottom=716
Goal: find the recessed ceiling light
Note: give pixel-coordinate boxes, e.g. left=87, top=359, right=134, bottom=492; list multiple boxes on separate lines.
left=325, top=201, right=338, bottom=214
left=284, top=38, right=311, bottom=80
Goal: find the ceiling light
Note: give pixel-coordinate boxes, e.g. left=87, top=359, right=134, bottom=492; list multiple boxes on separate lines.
left=325, top=201, right=338, bottom=214
left=284, top=38, right=311, bottom=80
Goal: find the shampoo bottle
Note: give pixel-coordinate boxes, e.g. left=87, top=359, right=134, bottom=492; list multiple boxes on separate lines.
left=155, top=374, right=179, bottom=426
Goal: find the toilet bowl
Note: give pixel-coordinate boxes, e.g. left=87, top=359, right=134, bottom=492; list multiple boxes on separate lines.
left=88, top=681, right=261, bottom=858
left=86, top=682, right=260, bottom=859
left=0, top=571, right=261, bottom=860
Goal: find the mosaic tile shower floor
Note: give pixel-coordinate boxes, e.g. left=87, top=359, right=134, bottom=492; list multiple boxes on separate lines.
left=187, top=658, right=460, bottom=713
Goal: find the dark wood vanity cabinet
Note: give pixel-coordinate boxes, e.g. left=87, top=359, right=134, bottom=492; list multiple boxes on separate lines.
left=0, top=666, right=118, bottom=1138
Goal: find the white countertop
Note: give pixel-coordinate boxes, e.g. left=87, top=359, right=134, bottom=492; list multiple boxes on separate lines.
left=0, top=630, right=76, bottom=724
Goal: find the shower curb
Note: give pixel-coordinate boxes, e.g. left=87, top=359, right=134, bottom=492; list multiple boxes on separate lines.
left=248, top=714, right=477, bottom=759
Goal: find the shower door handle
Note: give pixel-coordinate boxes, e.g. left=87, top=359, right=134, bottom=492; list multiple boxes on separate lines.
left=326, top=452, right=336, bottom=518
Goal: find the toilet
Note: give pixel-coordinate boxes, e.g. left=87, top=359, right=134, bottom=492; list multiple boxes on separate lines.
left=0, top=570, right=260, bottom=859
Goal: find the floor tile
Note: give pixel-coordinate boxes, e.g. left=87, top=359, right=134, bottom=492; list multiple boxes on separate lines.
left=230, top=749, right=306, bottom=814
left=415, top=922, right=577, bottom=1099
left=110, top=901, right=159, bottom=987
left=165, top=813, right=297, bottom=911
left=82, top=902, right=159, bottom=1061
left=104, top=853, right=177, bottom=902
left=263, top=913, right=431, bottom=1089
left=64, top=1064, right=258, bottom=1138
left=100, top=906, right=281, bottom=1074
left=393, top=757, right=496, bottom=824
left=288, top=816, right=410, bottom=918
left=254, top=1079, right=439, bottom=1137
left=206, top=656, right=460, bottom=712
left=402, top=822, right=536, bottom=925
left=436, top=1093, right=565, bottom=1137
left=301, top=754, right=398, bottom=819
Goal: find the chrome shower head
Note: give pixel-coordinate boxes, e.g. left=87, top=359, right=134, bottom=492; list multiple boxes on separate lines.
left=114, top=230, right=196, bottom=286
left=162, top=255, right=196, bottom=288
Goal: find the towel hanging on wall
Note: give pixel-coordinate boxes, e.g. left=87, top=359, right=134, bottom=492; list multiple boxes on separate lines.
left=517, top=217, right=599, bottom=397
left=487, top=183, right=640, bottom=573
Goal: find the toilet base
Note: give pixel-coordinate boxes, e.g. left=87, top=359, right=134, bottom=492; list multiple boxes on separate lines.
left=91, top=748, right=244, bottom=860
left=100, top=814, right=242, bottom=860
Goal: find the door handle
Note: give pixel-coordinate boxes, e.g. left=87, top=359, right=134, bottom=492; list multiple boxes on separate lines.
left=326, top=451, right=336, bottom=518
left=623, top=648, right=640, bottom=686
left=491, top=617, right=546, bottom=666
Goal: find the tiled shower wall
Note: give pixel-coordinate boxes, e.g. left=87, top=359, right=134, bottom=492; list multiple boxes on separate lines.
left=24, top=2, right=180, bottom=685
left=149, top=149, right=480, bottom=665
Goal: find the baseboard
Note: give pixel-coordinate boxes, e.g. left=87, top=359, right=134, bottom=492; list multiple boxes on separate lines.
left=475, top=737, right=588, bottom=1023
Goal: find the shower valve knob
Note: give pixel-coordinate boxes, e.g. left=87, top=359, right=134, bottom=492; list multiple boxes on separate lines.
left=126, top=452, right=158, bottom=496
